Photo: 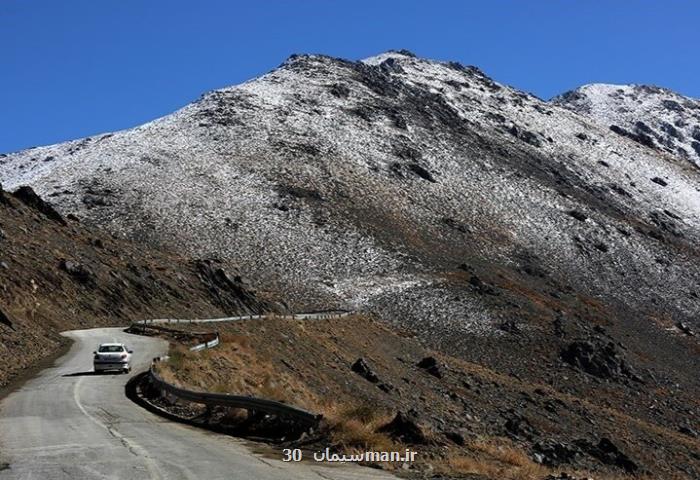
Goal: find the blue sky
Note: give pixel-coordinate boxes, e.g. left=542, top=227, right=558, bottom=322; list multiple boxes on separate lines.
left=1, top=1, right=697, bottom=153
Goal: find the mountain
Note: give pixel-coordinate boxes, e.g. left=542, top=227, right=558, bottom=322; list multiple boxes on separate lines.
left=554, top=83, right=700, bottom=168
left=1, top=50, right=699, bottom=477
left=2, top=51, right=698, bottom=329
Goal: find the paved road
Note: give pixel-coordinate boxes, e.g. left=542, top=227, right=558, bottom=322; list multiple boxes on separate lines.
left=0, top=328, right=397, bottom=480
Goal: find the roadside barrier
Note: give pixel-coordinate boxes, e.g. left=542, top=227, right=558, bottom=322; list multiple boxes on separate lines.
left=132, top=310, right=353, bottom=425
left=135, top=310, right=353, bottom=326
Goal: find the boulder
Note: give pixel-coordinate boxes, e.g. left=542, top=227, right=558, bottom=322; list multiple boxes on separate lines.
left=378, top=411, right=427, bottom=444
left=60, top=259, right=95, bottom=284
left=444, top=430, right=465, bottom=446
left=561, top=339, right=638, bottom=381
left=533, top=440, right=582, bottom=466
left=575, top=438, right=638, bottom=473
left=504, top=412, right=538, bottom=440
left=416, top=356, right=443, bottom=378
left=351, top=358, right=379, bottom=383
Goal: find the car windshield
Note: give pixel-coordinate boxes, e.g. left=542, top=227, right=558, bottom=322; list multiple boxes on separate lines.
left=98, top=345, right=124, bottom=353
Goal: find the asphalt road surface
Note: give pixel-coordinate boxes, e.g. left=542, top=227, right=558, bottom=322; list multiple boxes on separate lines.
left=0, top=328, right=398, bottom=480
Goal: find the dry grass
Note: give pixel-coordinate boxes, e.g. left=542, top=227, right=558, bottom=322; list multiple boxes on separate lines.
left=448, top=438, right=552, bottom=480
left=158, top=338, right=321, bottom=410
left=438, top=437, right=658, bottom=480
left=318, top=402, right=398, bottom=454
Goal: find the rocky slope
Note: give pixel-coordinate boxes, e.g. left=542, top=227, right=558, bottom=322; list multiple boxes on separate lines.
left=554, top=83, right=700, bottom=168
left=0, top=184, right=272, bottom=388
left=156, top=316, right=700, bottom=479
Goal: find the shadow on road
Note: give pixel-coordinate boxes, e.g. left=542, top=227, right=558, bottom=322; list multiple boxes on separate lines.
left=62, top=371, right=122, bottom=377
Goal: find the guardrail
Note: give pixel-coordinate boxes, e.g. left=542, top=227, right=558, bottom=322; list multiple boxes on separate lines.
left=149, top=358, right=320, bottom=425
left=135, top=310, right=354, bottom=326
left=134, top=311, right=348, bottom=426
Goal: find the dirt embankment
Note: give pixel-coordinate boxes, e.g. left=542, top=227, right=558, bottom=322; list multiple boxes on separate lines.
left=157, top=315, right=699, bottom=480
left=0, top=184, right=275, bottom=388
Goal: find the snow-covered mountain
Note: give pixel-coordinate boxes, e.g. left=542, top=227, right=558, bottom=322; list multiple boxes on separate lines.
left=1, top=51, right=699, bottom=343
left=554, top=83, right=700, bottom=168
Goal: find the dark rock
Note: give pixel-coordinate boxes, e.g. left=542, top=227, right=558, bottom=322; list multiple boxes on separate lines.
left=593, top=241, right=609, bottom=253
left=444, top=430, right=465, bottom=446
left=499, top=319, right=521, bottom=334
left=576, top=438, right=638, bottom=473
left=504, top=412, right=538, bottom=440
left=567, top=210, right=588, bottom=222
left=351, top=358, right=379, bottom=383
left=82, top=194, right=111, bottom=208
left=508, top=124, right=542, bottom=147
left=561, top=339, right=638, bottom=381
left=276, top=185, right=324, bottom=201
left=406, top=163, right=436, bottom=183
left=650, top=177, right=668, bottom=187
left=60, top=260, right=95, bottom=284
left=676, top=322, right=695, bottom=336
left=379, top=57, right=405, bottom=74
left=609, top=124, right=656, bottom=149
left=329, top=83, right=350, bottom=98
left=194, top=259, right=265, bottom=312
left=377, top=383, right=394, bottom=393
left=378, top=411, right=427, bottom=444
left=692, top=140, right=700, bottom=157
left=387, top=48, right=416, bottom=58
left=662, top=99, right=684, bottom=112
left=13, top=186, right=67, bottom=225
left=468, top=275, right=498, bottom=295
left=679, top=425, right=698, bottom=438
left=416, top=356, right=443, bottom=378
left=443, top=217, right=470, bottom=234
left=0, top=307, right=14, bottom=329
left=533, top=440, right=582, bottom=466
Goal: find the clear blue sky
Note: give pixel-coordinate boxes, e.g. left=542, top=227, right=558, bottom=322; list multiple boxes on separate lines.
left=1, top=1, right=697, bottom=153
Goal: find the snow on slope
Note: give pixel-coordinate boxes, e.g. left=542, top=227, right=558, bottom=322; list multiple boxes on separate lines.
left=554, top=83, right=700, bottom=168
left=1, top=51, right=700, bottom=338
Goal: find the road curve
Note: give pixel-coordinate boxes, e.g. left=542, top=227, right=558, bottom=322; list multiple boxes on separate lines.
left=0, top=328, right=398, bottom=480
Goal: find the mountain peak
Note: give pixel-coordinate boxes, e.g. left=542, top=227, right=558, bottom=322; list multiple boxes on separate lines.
left=361, top=49, right=418, bottom=65
left=554, top=82, right=700, bottom=166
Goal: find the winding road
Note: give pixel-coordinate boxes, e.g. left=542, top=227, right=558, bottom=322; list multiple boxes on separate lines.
left=0, top=327, right=397, bottom=480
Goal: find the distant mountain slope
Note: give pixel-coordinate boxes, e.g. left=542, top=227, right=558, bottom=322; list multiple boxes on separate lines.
left=554, top=83, right=700, bottom=167
left=0, top=50, right=698, bottom=355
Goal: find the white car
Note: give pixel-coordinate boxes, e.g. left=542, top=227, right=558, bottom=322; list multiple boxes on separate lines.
left=93, top=343, right=133, bottom=374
